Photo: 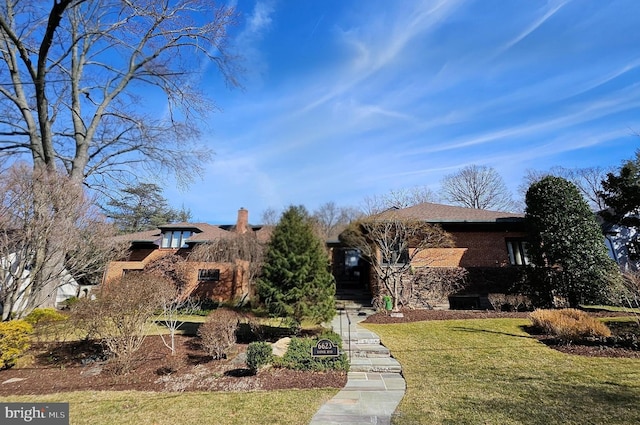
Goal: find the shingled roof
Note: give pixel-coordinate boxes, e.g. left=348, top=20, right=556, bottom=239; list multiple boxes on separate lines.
left=377, top=202, right=524, bottom=223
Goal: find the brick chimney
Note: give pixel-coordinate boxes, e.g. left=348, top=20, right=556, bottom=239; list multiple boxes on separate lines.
left=236, top=208, right=249, bottom=234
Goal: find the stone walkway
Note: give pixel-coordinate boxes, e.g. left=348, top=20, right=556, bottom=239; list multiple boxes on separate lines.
left=309, top=310, right=406, bottom=425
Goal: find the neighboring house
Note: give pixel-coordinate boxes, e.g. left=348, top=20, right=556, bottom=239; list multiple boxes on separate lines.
left=0, top=252, right=86, bottom=318
left=332, top=202, right=529, bottom=309
left=599, top=215, right=640, bottom=272
left=104, top=208, right=270, bottom=303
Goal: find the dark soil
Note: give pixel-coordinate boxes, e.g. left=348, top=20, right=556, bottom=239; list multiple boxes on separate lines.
left=0, top=335, right=347, bottom=396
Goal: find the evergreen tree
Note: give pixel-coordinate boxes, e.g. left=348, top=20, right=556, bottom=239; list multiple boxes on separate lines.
left=600, top=151, right=640, bottom=229
left=525, top=176, right=620, bottom=307
left=257, top=206, right=336, bottom=326
left=101, top=183, right=191, bottom=233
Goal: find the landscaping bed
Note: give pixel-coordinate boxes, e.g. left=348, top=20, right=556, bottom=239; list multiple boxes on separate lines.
left=0, top=335, right=346, bottom=396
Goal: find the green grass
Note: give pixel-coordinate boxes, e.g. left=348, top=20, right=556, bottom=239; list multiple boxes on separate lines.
left=0, top=389, right=337, bottom=425
left=581, top=304, right=640, bottom=314
left=364, top=318, right=640, bottom=425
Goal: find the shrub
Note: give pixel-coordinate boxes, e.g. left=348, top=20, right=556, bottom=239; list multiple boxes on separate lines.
left=24, top=308, right=68, bottom=343
left=70, top=273, right=173, bottom=374
left=197, top=308, right=240, bottom=359
left=24, top=308, right=67, bottom=326
left=0, top=320, right=33, bottom=369
left=530, top=308, right=612, bottom=343
left=246, top=341, right=273, bottom=373
left=274, top=331, right=349, bottom=371
left=488, top=293, right=532, bottom=312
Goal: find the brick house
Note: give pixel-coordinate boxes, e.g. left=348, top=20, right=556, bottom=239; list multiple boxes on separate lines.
left=332, top=202, right=529, bottom=309
left=104, top=208, right=270, bottom=303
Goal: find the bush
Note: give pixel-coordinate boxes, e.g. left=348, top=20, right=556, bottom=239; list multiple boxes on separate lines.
left=198, top=308, right=240, bottom=359
left=70, top=273, right=174, bottom=374
left=488, top=293, right=532, bottom=312
left=24, top=308, right=68, bottom=343
left=24, top=308, right=67, bottom=326
left=274, top=331, right=349, bottom=371
left=530, top=308, right=612, bottom=343
left=246, top=341, right=273, bottom=373
left=0, top=320, right=33, bottom=369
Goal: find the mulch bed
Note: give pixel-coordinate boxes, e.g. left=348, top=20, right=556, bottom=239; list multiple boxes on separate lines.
left=0, top=335, right=347, bottom=396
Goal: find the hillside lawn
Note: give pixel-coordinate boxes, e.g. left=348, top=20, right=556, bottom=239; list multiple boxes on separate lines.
left=364, top=317, right=640, bottom=425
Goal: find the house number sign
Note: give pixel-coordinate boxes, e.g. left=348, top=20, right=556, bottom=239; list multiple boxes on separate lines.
left=311, top=339, right=339, bottom=357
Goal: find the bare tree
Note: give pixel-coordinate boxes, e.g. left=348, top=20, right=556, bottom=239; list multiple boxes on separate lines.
left=441, top=165, right=516, bottom=211
left=260, top=207, right=281, bottom=226
left=362, top=186, right=436, bottom=215
left=311, top=202, right=362, bottom=240
left=0, top=1, right=239, bottom=188
left=519, top=166, right=612, bottom=211
left=188, top=234, right=265, bottom=292
left=340, top=212, right=453, bottom=311
left=157, top=286, right=198, bottom=357
left=0, top=163, right=125, bottom=320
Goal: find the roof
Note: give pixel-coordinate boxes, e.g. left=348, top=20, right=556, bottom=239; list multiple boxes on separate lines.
left=377, top=202, right=524, bottom=223
left=116, top=223, right=233, bottom=245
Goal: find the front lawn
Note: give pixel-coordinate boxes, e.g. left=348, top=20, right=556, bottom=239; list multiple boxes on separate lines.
left=0, top=389, right=336, bottom=425
left=365, top=318, right=640, bottom=425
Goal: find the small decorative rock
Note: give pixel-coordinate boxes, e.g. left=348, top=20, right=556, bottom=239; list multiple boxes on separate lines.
left=271, top=337, right=291, bottom=357
left=2, top=378, right=26, bottom=384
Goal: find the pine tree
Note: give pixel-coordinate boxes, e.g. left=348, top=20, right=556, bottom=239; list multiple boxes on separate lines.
left=525, top=176, right=620, bottom=307
left=257, top=206, right=336, bottom=326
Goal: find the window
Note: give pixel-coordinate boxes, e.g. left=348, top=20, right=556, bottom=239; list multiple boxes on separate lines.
left=382, top=244, right=409, bottom=265
left=198, top=269, right=220, bottom=281
left=506, top=239, right=529, bottom=265
left=161, top=230, right=192, bottom=248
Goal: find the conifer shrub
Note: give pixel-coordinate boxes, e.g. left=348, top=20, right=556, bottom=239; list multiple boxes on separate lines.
left=0, top=320, right=33, bottom=369
left=246, top=341, right=273, bottom=373
left=24, top=308, right=68, bottom=343
left=274, top=331, right=349, bottom=371
left=197, top=308, right=240, bottom=359
left=530, top=308, right=611, bottom=343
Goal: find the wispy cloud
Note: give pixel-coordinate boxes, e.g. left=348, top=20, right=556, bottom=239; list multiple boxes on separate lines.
left=497, top=0, right=571, bottom=55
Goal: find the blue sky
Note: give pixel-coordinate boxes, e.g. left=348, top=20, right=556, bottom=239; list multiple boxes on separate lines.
left=166, top=0, right=640, bottom=224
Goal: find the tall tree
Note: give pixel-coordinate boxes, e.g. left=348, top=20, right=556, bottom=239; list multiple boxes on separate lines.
left=0, top=163, right=125, bottom=320
left=311, top=201, right=361, bottom=240
left=520, top=166, right=612, bottom=211
left=0, top=1, right=238, bottom=188
left=362, top=186, right=436, bottom=215
left=257, top=206, right=335, bottom=326
left=525, top=176, right=620, bottom=307
left=599, top=151, right=640, bottom=229
left=441, top=165, right=515, bottom=211
left=339, top=212, right=453, bottom=311
left=101, top=183, right=191, bottom=233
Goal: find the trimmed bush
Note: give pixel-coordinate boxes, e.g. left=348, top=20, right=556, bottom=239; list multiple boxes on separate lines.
left=246, top=341, right=273, bottom=373
left=198, top=308, right=240, bottom=359
left=530, top=308, right=611, bottom=343
left=24, top=308, right=69, bottom=343
left=0, top=320, right=33, bottom=369
left=274, top=331, right=349, bottom=371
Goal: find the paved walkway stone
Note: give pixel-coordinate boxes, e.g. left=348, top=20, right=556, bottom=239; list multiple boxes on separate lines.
left=309, top=310, right=406, bottom=425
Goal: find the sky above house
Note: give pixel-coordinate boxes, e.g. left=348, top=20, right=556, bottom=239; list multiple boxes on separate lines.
left=165, top=0, right=640, bottom=224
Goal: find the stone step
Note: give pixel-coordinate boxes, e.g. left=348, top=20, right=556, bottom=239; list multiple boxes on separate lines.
left=348, top=357, right=402, bottom=373
left=343, top=343, right=390, bottom=358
